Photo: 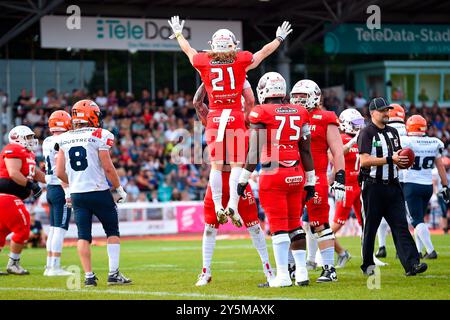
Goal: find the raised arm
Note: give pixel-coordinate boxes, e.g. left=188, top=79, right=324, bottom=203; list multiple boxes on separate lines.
left=193, top=83, right=209, bottom=126
left=168, top=16, right=198, bottom=64
left=246, top=21, right=292, bottom=72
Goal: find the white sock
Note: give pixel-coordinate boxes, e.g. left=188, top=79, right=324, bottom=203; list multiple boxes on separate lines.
left=291, top=249, right=307, bottom=268
left=272, top=233, right=291, bottom=277
left=46, top=227, right=54, bottom=268
left=85, top=272, right=95, bottom=278
left=210, top=169, right=223, bottom=212
left=228, top=167, right=243, bottom=211
left=377, top=219, right=388, bottom=247
left=9, top=252, right=20, bottom=260
left=414, top=228, right=424, bottom=253
left=288, top=250, right=295, bottom=265
left=51, top=256, right=61, bottom=269
left=416, top=223, right=434, bottom=254
left=320, top=246, right=335, bottom=267
left=305, top=223, right=318, bottom=262
left=51, top=228, right=66, bottom=264
left=247, top=224, right=270, bottom=263
left=202, top=225, right=218, bottom=274
left=107, top=243, right=120, bottom=274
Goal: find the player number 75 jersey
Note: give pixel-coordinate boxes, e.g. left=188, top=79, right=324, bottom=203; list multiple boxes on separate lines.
left=58, top=127, right=114, bottom=194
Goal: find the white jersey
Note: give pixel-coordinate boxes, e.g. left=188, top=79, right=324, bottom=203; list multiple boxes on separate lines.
left=388, top=122, right=407, bottom=182
left=43, top=135, right=62, bottom=185
left=402, top=135, right=444, bottom=185
left=58, top=127, right=114, bottom=193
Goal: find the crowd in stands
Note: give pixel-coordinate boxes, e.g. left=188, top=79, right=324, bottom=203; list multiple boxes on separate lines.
left=1, top=86, right=449, bottom=204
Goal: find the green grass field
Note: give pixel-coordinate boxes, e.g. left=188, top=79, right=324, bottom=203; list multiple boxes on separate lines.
left=0, top=235, right=449, bottom=300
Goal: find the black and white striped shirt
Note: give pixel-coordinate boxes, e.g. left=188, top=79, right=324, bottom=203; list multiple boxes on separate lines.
left=357, top=121, right=402, bottom=182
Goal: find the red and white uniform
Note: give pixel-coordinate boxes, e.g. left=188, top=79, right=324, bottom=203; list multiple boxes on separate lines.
left=204, top=171, right=259, bottom=228
left=249, top=104, right=309, bottom=233
left=0, top=194, right=30, bottom=247
left=333, top=133, right=362, bottom=226
left=193, top=51, right=253, bottom=162
left=0, top=143, right=36, bottom=200
left=306, top=109, right=339, bottom=226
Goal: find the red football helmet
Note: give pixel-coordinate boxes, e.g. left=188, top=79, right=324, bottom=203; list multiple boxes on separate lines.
left=71, top=100, right=102, bottom=128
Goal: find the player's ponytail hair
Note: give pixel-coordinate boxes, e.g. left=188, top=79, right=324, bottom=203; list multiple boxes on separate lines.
left=207, top=51, right=237, bottom=62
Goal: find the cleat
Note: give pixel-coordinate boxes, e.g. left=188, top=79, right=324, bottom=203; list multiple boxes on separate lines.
left=258, top=281, right=270, bottom=288
left=336, top=250, right=352, bottom=268
left=423, top=250, right=437, bottom=259
left=226, top=207, right=243, bottom=228
left=306, top=260, right=317, bottom=271
left=288, top=263, right=296, bottom=280
left=362, top=265, right=376, bottom=276
left=46, top=267, right=73, bottom=276
left=375, top=246, right=386, bottom=258
left=268, top=275, right=292, bottom=288
left=295, top=267, right=309, bottom=286
left=419, top=252, right=424, bottom=259
left=405, top=263, right=428, bottom=276
left=7, top=259, right=29, bottom=275
left=373, top=255, right=388, bottom=266
left=215, top=208, right=228, bottom=224
left=85, top=274, right=98, bottom=287
left=316, top=265, right=337, bottom=283
left=107, top=271, right=132, bottom=285
left=195, top=270, right=212, bottom=287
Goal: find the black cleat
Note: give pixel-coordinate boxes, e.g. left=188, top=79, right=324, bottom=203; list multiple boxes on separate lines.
left=375, top=246, right=386, bottom=258
left=288, top=263, right=296, bottom=280
left=84, top=274, right=98, bottom=287
left=423, top=250, right=437, bottom=259
left=107, top=271, right=132, bottom=285
left=405, top=263, right=428, bottom=276
left=316, top=265, right=337, bottom=283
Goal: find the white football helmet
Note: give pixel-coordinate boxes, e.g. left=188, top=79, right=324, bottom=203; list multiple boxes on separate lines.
left=257, top=72, right=286, bottom=104
left=290, top=79, right=321, bottom=110
left=8, top=125, right=38, bottom=151
left=339, top=108, right=365, bottom=135
left=209, top=29, right=239, bottom=53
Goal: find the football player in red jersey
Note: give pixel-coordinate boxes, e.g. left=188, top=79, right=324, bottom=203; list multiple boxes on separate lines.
left=168, top=16, right=292, bottom=229
left=237, top=72, right=315, bottom=287
left=290, top=79, right=345, bottom=282
left=193, top=82, right=274, bottom=287
left=0, top=125, right=45, bottom=275
left=331, top=109, right=365, bottom=268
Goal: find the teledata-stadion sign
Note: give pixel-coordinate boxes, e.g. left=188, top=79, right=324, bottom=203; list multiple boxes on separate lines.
left=324, top=24, right=450, bottom=54
left=40, top=16, right=243, bottom=51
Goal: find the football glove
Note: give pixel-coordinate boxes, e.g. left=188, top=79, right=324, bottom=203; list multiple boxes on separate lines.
left=331, top=170, right=346, bottom=202
left=116, top=186, right=127, bottom=203
left=168, top=16, right=185, bottom=39
left=276, top=21, right=293, bottom=42
left=440, top=185, right=449, bottom=204
left=27, top=181, right=42, bottom=200
left=237, top=182, right=248, bottom=197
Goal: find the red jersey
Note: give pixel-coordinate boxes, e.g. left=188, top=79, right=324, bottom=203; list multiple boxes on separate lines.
left=309, top=109, right=339, bottom=174
left=249, top=104, right=309, bottom=164
left=0, top=143, right=36, bottom=180
left=193, top=51, right=253, bottom=111
left=341, top=133, right=359, bottom=185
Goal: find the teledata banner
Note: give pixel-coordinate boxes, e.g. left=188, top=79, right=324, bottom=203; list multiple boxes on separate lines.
left=325, top=23, right=450, bottom=54
left=40, top=16, right=243, bottom=51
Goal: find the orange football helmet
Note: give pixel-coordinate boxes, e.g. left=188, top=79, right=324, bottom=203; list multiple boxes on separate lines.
left=388, top=103, right=405, bottom=122
left=49, top=110, right=72, bottom=132
left=406, top=115, right=427, bottom=136
left=71, top=99, right=102, bottom=128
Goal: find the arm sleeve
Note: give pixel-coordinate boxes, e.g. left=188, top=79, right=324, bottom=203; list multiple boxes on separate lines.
left=248, top=106, right=267, bottom=125
left=99, top=130, right=115, bottom=151
left=300, top=108, right=310, bottom=138
left=358, top=128, right=373, bottom=155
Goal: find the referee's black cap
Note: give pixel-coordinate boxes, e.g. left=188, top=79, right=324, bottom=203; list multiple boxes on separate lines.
left=369, top=97, right=394, bottom=111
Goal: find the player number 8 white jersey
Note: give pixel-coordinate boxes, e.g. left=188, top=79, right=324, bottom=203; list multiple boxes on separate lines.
left=58, top=127, right=114, bottom=193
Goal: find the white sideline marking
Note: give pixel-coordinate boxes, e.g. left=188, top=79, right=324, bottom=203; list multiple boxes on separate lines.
left=0, top=287, right=305, bottom=300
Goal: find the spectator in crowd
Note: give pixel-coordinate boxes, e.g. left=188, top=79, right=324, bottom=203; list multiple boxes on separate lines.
left=354, top=92, right=367, bottom=109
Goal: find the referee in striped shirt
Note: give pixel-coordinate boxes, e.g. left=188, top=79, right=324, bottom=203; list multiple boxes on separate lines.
left=357, top=97, right=427, bottom=276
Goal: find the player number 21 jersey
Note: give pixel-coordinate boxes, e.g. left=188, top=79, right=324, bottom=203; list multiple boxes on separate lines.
left=58, top=127, right=114, bottom=193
